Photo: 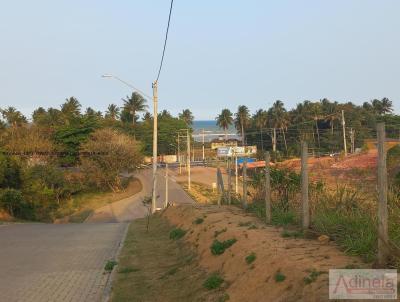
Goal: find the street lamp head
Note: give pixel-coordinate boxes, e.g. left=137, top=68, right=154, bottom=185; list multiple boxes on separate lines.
left=101, top=74, right=113, bottom=78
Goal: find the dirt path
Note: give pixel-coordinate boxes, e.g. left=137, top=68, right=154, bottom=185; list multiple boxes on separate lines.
left=164, top=205, right=366, bottom=302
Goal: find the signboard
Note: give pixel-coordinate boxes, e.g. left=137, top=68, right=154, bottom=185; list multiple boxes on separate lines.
left=211, top=141, right=238, bottom=150
left=217, top=146, right=257, bottom=157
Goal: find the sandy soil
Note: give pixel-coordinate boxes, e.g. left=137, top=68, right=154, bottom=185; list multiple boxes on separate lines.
left=164, top=204, right=366, bottom=302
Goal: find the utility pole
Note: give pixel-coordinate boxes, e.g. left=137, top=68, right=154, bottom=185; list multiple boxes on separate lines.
left=228, top=157, right=232, bottom=205
left=350, top=128, right=355, bottom=154
left=265, top=152, right=271, bottom=224
left=341, top=110, right=347, bottom=156
left=187, top=129, right=191, bottom=191
left=235, top=153, right=238, bottom=194
left=377, top=123, right=389, bottom=267
left=151, top=81, right=158, bottom=213
left=165, top=163, right=169, bottom=208
left=202, top=128, right=205, bottom=162
left=177, top=134, right=181, bottom=174
left=242, top=158, right=248, bottom=209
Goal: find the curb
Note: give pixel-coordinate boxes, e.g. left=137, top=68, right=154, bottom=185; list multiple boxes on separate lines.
left=102, top=222, right=130, bottom=302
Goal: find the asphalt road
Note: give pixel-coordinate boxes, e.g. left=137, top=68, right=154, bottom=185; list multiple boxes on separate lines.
left=0, top=169, right=194, bottom=302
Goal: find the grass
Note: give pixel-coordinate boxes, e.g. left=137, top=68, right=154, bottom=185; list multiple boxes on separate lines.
left=169, top=228, right=186, bottom=240
left=111, top=214, right=223, bottom=302
left=274, top=271, right=286, bottom=282
left=203, top=273, right=224, bottom=290
left=281, top=229, right=303, bottom=239
left=105, top=260, right=118, bottom=272
left=210, top=238, right=237, bottom=255
left=214, top=228, right=227, bottom=238
left=303, top=269, right=325, bottom=284
left=245, top=252, right=256, bottom=265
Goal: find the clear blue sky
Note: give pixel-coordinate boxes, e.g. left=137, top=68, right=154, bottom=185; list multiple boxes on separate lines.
left=1, top=0, right=399, bottom=120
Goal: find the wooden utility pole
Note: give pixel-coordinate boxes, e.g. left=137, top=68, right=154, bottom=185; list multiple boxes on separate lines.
left=377, top=123, right=389, bottom=267
left=242, top=158, right=248, bottom=209
left=235, top=154, right=238, bottom=194
left=341, top=110, right=347, bottom=156
left=165, top=163, right=169, bottom=208
left=265, top=152, right=271, bottom=224
left=228, top=157, right=232, bottom=205
left=187, top=129, right=191, bottom=191
left=202, top=128, right=205, bottom=162
left=151, top=81, right=158, bottom=213
left=301, top=141, right=310, bottom=229
left=177, top=134, right=182, bottom=174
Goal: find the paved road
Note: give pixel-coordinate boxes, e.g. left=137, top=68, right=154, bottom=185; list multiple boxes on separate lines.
left=86, top=168, right=194, bottom=223
left=0, top=169, right=194, bottom=302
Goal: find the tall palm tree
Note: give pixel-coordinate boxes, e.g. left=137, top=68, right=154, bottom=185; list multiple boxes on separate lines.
left=253, top=109, right=268, bottom=151
left=216, top=109, right=233, bottom=140
left=61, top=97, right=81, bottom=122
left=122, top=92, right=148, bottom=126
left=179, top=109, right=194, bottom=126
left=235, top=105, right=250, bottom=145
left=1, top=107, right=27, bottom=127
left=105, top=104, right=120, bottom=120
left=310, top=102, right=323, bottom=150
left=268, top=101, right=288, bottom=152
left=321, top=99, right=338, bottom=136
left=371, top=98, right=393, bottom=115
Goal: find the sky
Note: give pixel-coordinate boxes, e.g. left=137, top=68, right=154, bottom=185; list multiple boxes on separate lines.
left=0, top=0, right=399, bottom=120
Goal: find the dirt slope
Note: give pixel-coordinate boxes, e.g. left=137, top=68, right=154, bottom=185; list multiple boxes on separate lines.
left=164, top=205, right=366, bottom=302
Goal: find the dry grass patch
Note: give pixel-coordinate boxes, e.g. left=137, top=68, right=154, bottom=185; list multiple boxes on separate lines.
left=111, top=214, right=224, bottom=302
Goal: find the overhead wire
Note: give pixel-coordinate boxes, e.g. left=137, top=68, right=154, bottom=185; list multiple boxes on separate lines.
left=156, top=0, right=174, bottom=82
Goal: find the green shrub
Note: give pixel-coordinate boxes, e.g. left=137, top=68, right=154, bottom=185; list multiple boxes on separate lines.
left=281, top=229, right=303, bottom=238
left=274, top=271, right=286, bottom=282
left=194, top=217, right=204, bottom=224
left=245, top=252, right=256, bottom=264
left=211, top=239, right=237, bottom=255
left=304, top=270, right=324, bottom=284
left=0, top=188, right=32, bottom=219
left=169, top=228, right=187, bottom=240
left=104, top=260, right=118, bottom=272
left=203, top=273, right=224, bottom=290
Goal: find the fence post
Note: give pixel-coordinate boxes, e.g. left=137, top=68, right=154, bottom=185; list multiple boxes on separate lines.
left=301, top=141, right=310, bottom=229
left=265, top=152, right=271, bottom=224
left=243, top=158, right=248, bottom=209
left=165, top=163, right=169, bottom=208
left=377, top=123, right=389, bottom=267
left=228, top=157, right=232, bottom=205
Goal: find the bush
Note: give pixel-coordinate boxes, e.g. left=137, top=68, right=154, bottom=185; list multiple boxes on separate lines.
left=274, top=271, right=286, bottom=282
left=203, top=273, right=224, bottom=290
left=245, top=252, right=256, bottom=264
left=0, top=188, right=32, bottom=219
left=169, top=228, right=186, bottom=240
left=210, top=239, right=237, bottom=255
left=193, top=217, right=204, bottom=224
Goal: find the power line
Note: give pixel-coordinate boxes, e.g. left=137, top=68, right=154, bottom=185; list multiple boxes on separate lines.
left=156, top=0, right=174, bottom=82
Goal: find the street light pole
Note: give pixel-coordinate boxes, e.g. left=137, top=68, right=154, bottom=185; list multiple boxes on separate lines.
left=151, top=81, right=158, bottom=213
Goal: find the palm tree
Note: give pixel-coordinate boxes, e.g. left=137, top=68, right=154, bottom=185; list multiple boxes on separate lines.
left=371, top=98, right=393, bottom=115
left=179, top=109, right=194, bottom=126
left=321, top=99, right=338, bottom=136
left=235, top=105, right=250, bottom=145
left=61, top=97, right=81, bottom=122
left=1, top=107, right=27, bottom=127
left=268, top=101, right=288, bottom=152
left=105, top=104, right=120, bottom=120
left=216, top=109, right=233, bottom=140
left=122, top=92, right=148, bottom=126
left=310, top=102, right=323, bottom=149
left=253, top=109, right=268, bottom=151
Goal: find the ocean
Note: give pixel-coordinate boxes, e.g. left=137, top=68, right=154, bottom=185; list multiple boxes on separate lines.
left=192, top=120, right=239, bottom=142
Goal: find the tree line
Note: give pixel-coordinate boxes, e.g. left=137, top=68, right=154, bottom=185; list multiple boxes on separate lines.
left=216, top=98, right=399, bottom=157
left=0, top=94, right=194, bottom=221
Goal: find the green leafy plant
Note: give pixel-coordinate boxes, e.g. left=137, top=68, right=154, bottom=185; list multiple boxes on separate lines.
left=104, top=260, right=118, bottom=272
left=203, top=273, right=224, bottom=290
left=274, top=271, right=286, bottom=282
left=304, top=269, right=325, bottom=284
left=169, top=228, right=187, bottom=240
left=245, top=252, right=256, bottom=264
left=194, top=217, right=204, bottom=224
left=211, top=239, right=237, bottom=255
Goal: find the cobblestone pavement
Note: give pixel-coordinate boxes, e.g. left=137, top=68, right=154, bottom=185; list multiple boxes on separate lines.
left=0, top=223, right=127, bottom=302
